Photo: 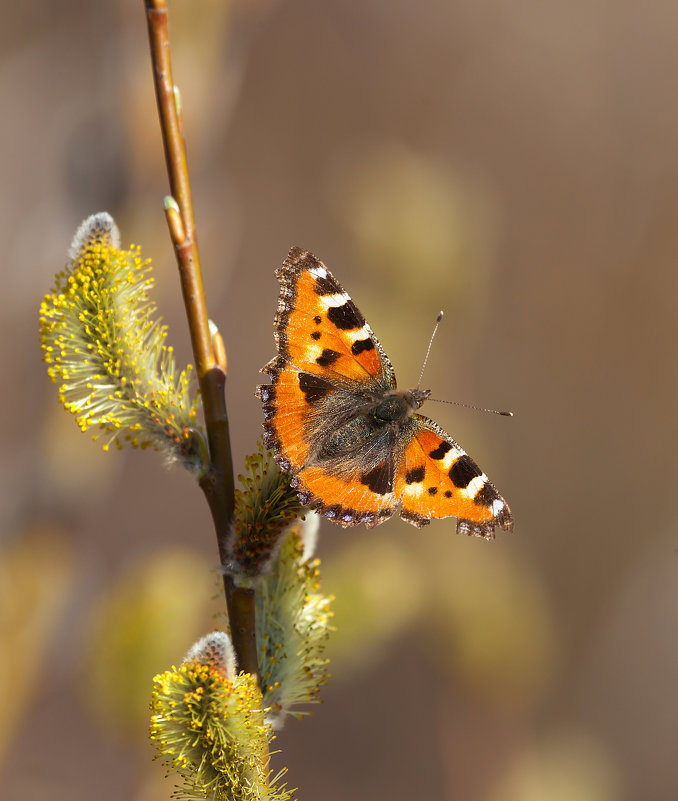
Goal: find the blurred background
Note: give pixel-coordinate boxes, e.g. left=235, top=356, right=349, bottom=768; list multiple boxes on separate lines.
left=2, top=1, right=677, bottom=799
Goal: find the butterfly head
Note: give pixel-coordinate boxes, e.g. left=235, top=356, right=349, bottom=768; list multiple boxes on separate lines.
left=372, top=388, right=431, bottom=424
left=405, top=388, right=431, bottom=410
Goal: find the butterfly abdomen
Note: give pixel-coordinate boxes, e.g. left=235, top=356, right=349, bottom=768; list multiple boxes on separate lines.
left=318, top=416, right=376, bottom=458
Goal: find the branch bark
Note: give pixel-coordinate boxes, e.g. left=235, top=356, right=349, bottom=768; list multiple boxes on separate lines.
left=143, top=0, right=259, bottom=678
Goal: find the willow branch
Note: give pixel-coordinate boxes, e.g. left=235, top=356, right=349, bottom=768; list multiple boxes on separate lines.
left=143, top=0, right=258, bottom=678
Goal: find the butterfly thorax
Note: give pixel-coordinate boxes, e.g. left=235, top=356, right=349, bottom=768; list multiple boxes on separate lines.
left=316, top=388, right=430, bottom=461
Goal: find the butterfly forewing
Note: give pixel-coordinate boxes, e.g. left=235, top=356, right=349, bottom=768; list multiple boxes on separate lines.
left=270, top=247, right=395, bottom=386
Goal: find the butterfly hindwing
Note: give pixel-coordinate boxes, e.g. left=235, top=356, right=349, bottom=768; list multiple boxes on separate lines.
left=395, top=416, right=512, bottom=537
left=293, top=461, right=396, bottom=528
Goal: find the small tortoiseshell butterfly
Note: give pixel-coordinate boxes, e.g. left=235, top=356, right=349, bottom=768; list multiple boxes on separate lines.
left=257, top=247, right=513, bottom=539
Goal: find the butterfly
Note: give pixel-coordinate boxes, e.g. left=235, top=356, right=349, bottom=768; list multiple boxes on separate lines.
left=256, top=247, right=513, bottom=538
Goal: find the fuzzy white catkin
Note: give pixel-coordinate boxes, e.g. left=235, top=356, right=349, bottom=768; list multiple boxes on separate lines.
left=184, top=631, right=236, bottom=678
left=68, top=212, right=120, bottom=262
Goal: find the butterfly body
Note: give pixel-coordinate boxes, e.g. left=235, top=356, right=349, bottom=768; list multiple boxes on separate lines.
left=257, top=247, right=513, bottom=538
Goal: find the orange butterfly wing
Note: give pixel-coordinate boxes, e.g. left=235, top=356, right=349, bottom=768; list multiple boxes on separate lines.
left=267, top=247, right=394, bottom=386
left=394, top=417, right=512, bottom=538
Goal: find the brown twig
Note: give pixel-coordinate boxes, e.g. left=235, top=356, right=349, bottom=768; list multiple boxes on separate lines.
left=144, top=0, right=259, bottom=678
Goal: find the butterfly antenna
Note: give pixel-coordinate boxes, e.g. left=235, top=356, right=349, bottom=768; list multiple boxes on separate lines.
left=417, top=311, right=444, bottom=389
left=430, top=398, right=514, bottom=417
left=418, top=311, right=513, bottom=416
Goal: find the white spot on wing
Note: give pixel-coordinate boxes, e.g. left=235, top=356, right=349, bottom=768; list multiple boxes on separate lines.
left=465, top=475, right=488, bottom=498
left=309, top=265, right=328, bottom=279
left=346, top=323, right=372, bottom=342
left=403, top=482, right=425, bottom=498
left=439, top=446, right=465, bottom=471
left=306, top=344, right=324, bottom=360
left=321, top=292, right=351, bottom=308
left=491, top=498, right=504, bottom=516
